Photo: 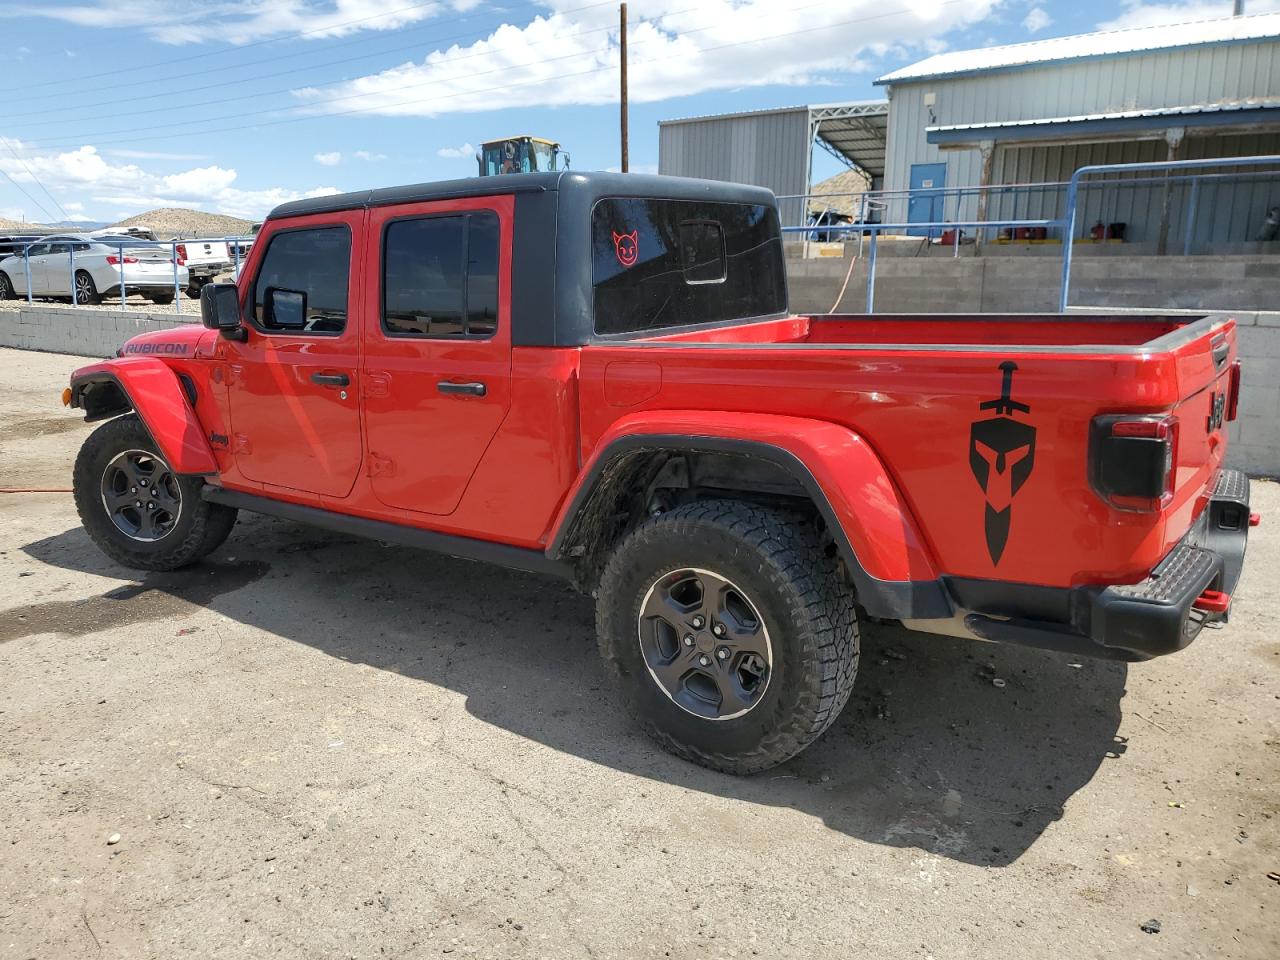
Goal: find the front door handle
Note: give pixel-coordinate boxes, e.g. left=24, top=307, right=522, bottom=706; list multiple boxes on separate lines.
left=311, top=372, right=350, bottom=387
left=437, top=380, right=486, bottom=397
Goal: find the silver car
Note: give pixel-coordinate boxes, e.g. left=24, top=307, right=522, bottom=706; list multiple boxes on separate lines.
left=0, top=233, right=189, bottom=305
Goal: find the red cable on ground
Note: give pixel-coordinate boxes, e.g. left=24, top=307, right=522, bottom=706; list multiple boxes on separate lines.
left=0, top=488, right=73, bottom=493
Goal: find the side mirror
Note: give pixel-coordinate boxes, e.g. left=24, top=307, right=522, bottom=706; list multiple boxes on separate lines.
left=264, top=287, right=307, bottom=329
left=200, top=282, right=244, bottom=339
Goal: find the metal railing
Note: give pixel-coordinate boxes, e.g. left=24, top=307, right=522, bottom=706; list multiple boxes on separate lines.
left=784, top=218, right=1056, bottom=312
left=781, top=154, right=1280, bottom=313
left=6, top=236, right=254, bottom=314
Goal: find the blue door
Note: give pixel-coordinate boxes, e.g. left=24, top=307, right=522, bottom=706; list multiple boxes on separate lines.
left=907, top=162, right=947, bottom=237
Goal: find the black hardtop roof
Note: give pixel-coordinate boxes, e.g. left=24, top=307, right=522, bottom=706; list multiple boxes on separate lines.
left=266, top=171, right=777, bottom=222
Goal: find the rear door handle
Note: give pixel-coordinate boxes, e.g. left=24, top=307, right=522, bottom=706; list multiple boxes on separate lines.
left=437, top=380, right=486, bottom=397
left=311, top=372, right=350, bottom=387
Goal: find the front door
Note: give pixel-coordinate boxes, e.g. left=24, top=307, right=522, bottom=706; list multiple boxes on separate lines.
left=222, top=213, right=364, bottom=499
left=907, top=162, right=947, bottom=238
left=361, top=196, right=513, bottom=516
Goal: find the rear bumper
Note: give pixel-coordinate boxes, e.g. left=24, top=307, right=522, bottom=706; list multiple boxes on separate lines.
left=956, top=468, right=1252, bottom=661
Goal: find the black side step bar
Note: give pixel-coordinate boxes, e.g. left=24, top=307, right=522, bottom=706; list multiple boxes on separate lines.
left=201, top=486, right=571, bottom=580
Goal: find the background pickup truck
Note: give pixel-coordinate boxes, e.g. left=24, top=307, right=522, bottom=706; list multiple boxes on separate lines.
left=64, top=172, right=1253, bottom=774
left=172, top=238, right=233, bottom=299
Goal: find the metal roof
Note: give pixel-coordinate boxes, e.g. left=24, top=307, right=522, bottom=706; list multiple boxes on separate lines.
left=810, top=100, right=890, bottom=179
left=876, top=12, right=1280, bottom=85
left=927, top=98, right=1280, bottom=145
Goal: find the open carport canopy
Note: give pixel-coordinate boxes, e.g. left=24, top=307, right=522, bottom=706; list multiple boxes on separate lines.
left=811, top=100, right=890, bottom=179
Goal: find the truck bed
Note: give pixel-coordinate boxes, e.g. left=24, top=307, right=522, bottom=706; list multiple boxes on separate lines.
left=581, top=312, right=1238, bottom=590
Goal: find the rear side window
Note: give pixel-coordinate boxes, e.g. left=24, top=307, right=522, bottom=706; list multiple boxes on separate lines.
left=591, top=198, right=786, bottom=335
left=382, top=211, right=500, bottom=338
left=252, top=226, right=351, bottom=333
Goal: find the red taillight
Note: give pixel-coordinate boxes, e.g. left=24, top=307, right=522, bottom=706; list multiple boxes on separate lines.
left=106, top=255, right=138, bottom=265
left=1089, top=414, right=1179, bottom=512
left=176, top=243, right=187, bottom=266
left=1227, top=360, right=1242, bottom=421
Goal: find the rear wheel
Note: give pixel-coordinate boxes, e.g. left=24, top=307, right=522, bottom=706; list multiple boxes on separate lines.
left=147, top=292, right=175, bottom=305
left=74, top=270, right=101, bottom=305
left=596, top=500, right=860, bottom=774
left=73, top=415, right=237, bottom=571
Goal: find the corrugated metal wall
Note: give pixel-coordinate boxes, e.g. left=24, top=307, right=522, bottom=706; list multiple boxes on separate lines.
left=985, top=133, right=1280, bottom=247
left=658, top=108, right=811, bottom=225
left=881, top=37, right=1280, bottom=244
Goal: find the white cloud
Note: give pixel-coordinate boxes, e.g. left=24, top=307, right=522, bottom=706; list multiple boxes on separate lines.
left=1022, top=7, right=1051, bottom=33
left=13, top=0, right=465, bottom=46
left=313, top=151, right=342, bottom=166
left=107, top=149, right=210, bottom=161
left=293, top=0, right=998, bottom=119
left=353, top=150, right=387, bottom=161
left=0, top=141, right=338, bottom=220
left=436, top=143, right=475, bottom=159
left=1099, top=0, right=1280, bottom=30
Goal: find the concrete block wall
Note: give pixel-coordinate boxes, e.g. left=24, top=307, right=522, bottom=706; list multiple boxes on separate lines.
left=0, top=306, right=197, bottom=359
left=1230, top=314, right=1280, bottom=477
left=788, top=254, right=1280, bottom=315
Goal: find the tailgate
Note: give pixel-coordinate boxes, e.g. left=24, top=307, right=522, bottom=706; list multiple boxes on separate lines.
left=1167, top=320, right=1238, bottom=516
left=178, top=240, right=229, bottom=264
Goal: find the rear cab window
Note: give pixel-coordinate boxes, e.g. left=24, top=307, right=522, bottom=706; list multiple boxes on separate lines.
left=591, top=198, right=787, bottom=336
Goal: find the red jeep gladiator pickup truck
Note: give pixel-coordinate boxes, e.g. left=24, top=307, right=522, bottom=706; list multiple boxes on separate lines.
left=64, top=172, right=1253, bottom=773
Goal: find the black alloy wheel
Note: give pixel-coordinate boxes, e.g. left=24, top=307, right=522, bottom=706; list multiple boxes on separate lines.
left=99, top=449, right=182, bottom=542
left=637, top=567, right=773, bottom=720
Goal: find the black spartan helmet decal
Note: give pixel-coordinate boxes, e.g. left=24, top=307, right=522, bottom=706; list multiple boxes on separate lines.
left=969, top=361, right=1036, bottom=565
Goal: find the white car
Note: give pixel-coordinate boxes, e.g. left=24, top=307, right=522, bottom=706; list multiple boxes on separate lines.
left=0, top=234, right=189, bottom=305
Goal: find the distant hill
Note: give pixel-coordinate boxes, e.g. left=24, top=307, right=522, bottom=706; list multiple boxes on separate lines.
left=808, top=169, right=872, bottom=218
left=111, top=208, right=254, bottom=239
left=46, top=219, right=112, bottom=230
left=0, top=217, right=50, bottom=233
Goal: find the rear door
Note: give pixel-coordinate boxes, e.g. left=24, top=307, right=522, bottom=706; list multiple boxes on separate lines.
left=222, top=213, right=364, bottom=499
left=41, top=241, right=72, bottom=294
left=360, top=195, right=513, bottom=516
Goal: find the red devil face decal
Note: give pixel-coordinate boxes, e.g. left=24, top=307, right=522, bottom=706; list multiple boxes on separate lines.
left=612, top=230, right=639, bottom=267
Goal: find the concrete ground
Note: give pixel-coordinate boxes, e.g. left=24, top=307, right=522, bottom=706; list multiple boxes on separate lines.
left=0, top=347, right=1277, bottom=960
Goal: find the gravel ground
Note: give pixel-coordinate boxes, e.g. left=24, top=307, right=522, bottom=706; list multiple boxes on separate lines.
left=0, top=347, right=1277, bottom=960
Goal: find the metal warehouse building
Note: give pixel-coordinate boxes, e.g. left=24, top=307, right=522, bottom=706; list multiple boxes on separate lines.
left=658, top=101, right=890, bottom=226
left=659, top=12, right=1280, bottom=251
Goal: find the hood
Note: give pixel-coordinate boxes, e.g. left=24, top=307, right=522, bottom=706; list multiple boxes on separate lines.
left=118, top=324, right=216, bottom=359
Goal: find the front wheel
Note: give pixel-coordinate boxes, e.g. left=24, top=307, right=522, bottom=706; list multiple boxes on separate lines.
left=73, top=415, right=237, bottom=571
left=596, top=500, right=860, bottom=774
left=0, top=272, right=14, bottom=300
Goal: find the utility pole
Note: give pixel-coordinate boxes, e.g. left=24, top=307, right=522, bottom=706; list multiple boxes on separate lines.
left=620, top=2, right=629, bottom=173
left=1234, top=0, right=1245, bottom=15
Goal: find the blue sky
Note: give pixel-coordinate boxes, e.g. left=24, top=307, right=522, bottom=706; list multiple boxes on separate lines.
left=0, top=0, right=1270, bottom=224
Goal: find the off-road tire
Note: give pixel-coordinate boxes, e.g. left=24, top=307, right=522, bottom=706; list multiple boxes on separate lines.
left=74, top=270, right=101, bottom=305
left=147, top=292, right=175, bottom=305
left=0, top=271, right=14, bottom=300
left=596, top=500, right=860, bottom=774
left=73, top=415, right=237, bottom=571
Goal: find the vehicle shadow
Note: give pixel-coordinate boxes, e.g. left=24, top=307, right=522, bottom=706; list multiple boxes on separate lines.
left=19, top=513, right=1128, bottom=867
